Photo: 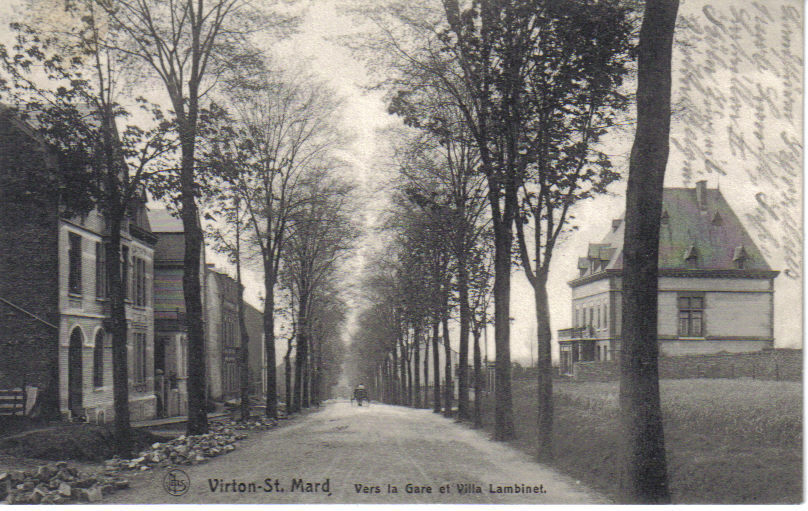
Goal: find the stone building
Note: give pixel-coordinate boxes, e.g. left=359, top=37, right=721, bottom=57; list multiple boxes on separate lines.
left=558, top=181, right=779, bottom=375
left=149, top=209, right=207, bottom=417
left=150, top=209, right=265, bottom=410
left=0, top=108, right=157, bottom=422
left=206, top=267, right=241, bottom=402
left=243, top=302, right=266, bottom=396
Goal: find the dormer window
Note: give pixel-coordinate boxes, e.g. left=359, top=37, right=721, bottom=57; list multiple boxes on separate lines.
left=711, top=211, right=723, bottom=226
left=577, top=257, right=588, bottom=277
left=661, top=210, right=669, bottom=225
left=733, top=245, right=748, bottom=269
left=684, top=245, right=698, bottom=267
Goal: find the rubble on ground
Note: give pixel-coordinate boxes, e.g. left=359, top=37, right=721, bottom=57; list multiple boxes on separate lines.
left=0, top=461, right=130, bottom=504
left=104, top=427, right=245, bottom=471
left=1, top=415, right=281, bottom=504
left=216, top=415, right=279, bottom=431
left=102, top=417, right=279, bottom=472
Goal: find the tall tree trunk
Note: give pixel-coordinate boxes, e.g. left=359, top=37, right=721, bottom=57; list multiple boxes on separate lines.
left=423, top=329, right=429, bottom=409
left=386, top=361, right=392, bottom=403
left=414, top=325, right=421, bottom=408
left=457, top=253, right=471, bottom=420
left=473, top=327, right=483, bottom=429
left=391, top=346, right=399, bottom=404
left=180, top=138, right=208, bottom=436
left=235, top=206, right=250, bottom=422
left=535, top=272, right=553, bottom=461
left=431, top=319, right=441, bottom=413
left=284, top=343, right=292, bottom=415
left=302, top=347, right=310, bottom=408
left=310, top=340, right=317, bottom=407
left=107, top=217, right=131, bottom=455
left=406, top=346, right=413, bottom=406
left=379, top=362, right=385, bottom=403
left=263, top=269, right=278, bottom=418
left=314, top=343, right=322, bottom=406
left=399, top=338, right=408, bottom=406
left=619, top=0, right=678, bottom=503
left=492, top=220, right=514, bottom=440
left=294, top=290, right=309, bottom=412
left=442, top=303, right=452, bottom=417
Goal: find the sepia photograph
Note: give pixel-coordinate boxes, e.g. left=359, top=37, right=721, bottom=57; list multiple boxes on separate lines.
left=0, top=0, right=802, bottom=505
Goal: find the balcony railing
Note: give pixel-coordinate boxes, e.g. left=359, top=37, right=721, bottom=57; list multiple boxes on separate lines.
left=558, top=326, right=593, bottom=340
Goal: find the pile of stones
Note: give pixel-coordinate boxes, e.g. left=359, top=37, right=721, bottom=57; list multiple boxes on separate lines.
left=0, top=462, right=130, bottom=504
left=105, top=428, right=246, bottom=471
left=1, top=419, right=279, bottom=504
left=217, top=416, right=279, bottom=431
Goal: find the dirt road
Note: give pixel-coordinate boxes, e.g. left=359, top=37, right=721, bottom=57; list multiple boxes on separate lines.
left=106, top=401, right=606, bottom=504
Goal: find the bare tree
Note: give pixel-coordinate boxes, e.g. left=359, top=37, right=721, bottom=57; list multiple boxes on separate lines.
left=506, top=0, right=633, bottom=461
left=307, top=287, right=347, bottom=405
left=468, top=230, right=494, bottom=429
left=94, top=0, right=294, bottom=434
left=391, top=111, right=489, bottom=421
left=223, top=73, right=344, bottom=417
left=619, top=0, right=679, bottom=503
left=281, top=173, right=358, bottom=412
left=359, top=0, right=542, bottom=438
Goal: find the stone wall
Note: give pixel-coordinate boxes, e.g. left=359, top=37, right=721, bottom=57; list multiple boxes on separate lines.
left=572, top=360, right=619, bottom=382
left=658, top=348, right=801, bottom=381
left=570, top=349, right=802, bottom=382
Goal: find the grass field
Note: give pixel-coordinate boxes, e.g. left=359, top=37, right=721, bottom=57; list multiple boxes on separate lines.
left=480, top=378, right=802, bottom=504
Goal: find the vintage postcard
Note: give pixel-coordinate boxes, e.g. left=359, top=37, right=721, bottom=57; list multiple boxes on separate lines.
left=0, top=0, right=801, bottom=506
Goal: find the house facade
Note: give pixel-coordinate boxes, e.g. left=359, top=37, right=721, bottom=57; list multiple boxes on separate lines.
left=151, top=209, right=266, bottom=410
left=206, top=267, right=241, bottom=402
left=58, top=205, right=157, bottom=423
left=244, top=302, right=266, bottom=396
left=0, top=109, right=158, bottom=422
left=558, top=181, right=778, bottom=375
left=149, top=209, right=208, bottom=417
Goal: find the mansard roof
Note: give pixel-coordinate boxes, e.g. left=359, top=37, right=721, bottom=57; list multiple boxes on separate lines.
left=570, top=183, right=777, bottom=286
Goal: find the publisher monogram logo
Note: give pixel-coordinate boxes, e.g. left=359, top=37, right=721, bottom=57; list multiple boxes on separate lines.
left=163, top=469, right=190, bottom=496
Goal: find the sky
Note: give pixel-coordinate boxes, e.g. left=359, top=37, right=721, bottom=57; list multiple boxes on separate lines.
left=0, top=0, right=802, bottom=362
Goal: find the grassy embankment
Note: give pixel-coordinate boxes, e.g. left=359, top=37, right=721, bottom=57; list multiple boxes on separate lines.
left=481, top=378, right=801, bottom=504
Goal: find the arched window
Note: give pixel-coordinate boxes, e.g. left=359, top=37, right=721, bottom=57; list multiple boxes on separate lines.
left=93, top=330, right=105, bottom=388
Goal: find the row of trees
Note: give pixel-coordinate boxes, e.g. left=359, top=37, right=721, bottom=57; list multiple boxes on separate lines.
left=0, top=0, right=354, bottom=457
left=353, top=0, right=632, bottom=448
left=349, top=120, right=494, bottom=428
left=349, top=0, right=679, bottom=503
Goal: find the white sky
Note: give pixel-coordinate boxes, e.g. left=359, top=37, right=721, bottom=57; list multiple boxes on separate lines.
left=0, top=0, right=802, bottom=362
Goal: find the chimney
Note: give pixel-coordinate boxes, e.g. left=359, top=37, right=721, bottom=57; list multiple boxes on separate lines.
left=695, top=180, right=707, bottom=210
left=611, top=219, right=622, bottom=232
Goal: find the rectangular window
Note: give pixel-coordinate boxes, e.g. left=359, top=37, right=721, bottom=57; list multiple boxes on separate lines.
left=225, top=317, right=238, bottom=347
left=96, top=242, right=107, bottom=299
left=121, top=246, right=130, bottom=300
left=68, top=233, right=82, bottom=295
left=678, top=295, right=705, bottom=336
left=133, top=332, right=147, bottom=387
left=133, top=257, right=147, bottom=307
